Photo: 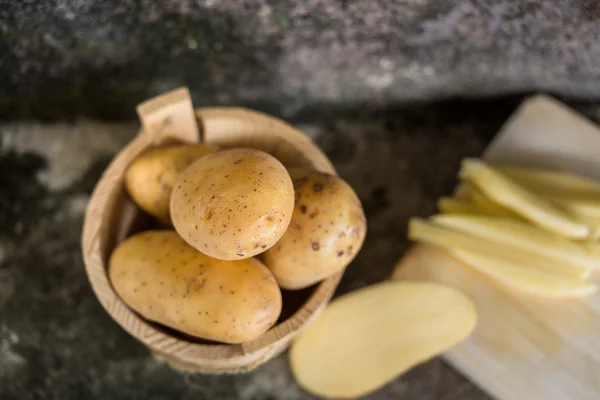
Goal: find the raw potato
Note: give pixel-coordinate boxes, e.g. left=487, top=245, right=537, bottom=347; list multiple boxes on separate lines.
left=468, top=188, right=522, bottom=219
left=584, top=242, right=600, bottom=265
left=263, top=170, right=366, bottom=290
left=550, top=196, right=600, bottom=218
left=452, top=249, right=598, bottom=298
left=496, top=165, right=600, bottom=219
left=497, top=165, right=600, bottom=198
left=408, top=218, right=591, bottom=279
left=432, top=214, right=597, bottom=270
left=170, top=148, right=294, bottom=260
left=460, top=159, right=589, bottom=239
left=437, top=193, right=519, bottom=219
left=290, top=281, right=477, bottom=399
left=437, top=197, right=483, bottom=215
left=125, top=143, right=215, bottom=224
left=109, top=230, right=282, bottom=343
left=549, top=203, right=600, bottom=240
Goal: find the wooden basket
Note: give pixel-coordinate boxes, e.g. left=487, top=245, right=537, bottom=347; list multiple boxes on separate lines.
left=81, top=88, right=341, bottom=373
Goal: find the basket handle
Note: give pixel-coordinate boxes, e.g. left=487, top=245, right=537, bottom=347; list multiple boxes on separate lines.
left=136, top=87, right=201, bottom=145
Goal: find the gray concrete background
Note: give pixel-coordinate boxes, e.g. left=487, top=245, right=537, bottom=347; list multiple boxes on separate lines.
left=1, top=1, right=600, bottom=120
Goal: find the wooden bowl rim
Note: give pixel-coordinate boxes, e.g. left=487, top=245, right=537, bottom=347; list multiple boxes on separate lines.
left=81, top=107, right=342, bottom=364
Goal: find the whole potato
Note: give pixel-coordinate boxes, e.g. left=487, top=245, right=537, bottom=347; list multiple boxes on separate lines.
left=109, top=230, right=282, bottom=344
left=125, top=143, right=215, bottom=224
left=170, top=148, right=294, bottom=260
left=263, top=170, right=367, bottom=290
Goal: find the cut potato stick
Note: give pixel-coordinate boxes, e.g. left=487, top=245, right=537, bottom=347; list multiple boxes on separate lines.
left=408, top=218, right=591, bottom=280
left=460, top=159, right=589, bottom=239
left=551, top=206, right=600, bottom=240
left=550, top=197, right=600, bottom=219
left=584, top=242, right=600, bottom=264
left=451, top=249, right=598, bottom=298
left=497, top=165, right=600, bottom=198
left=431, top=214, right=597, bottom=270
left=438, top=196, right=519, bottom=218
left=469, top=188, right=522, bottom=219
left=437, top=198, right=486, bottom=216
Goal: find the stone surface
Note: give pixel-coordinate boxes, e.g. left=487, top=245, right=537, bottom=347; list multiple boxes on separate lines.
left=6, top=96, right=593, bottom=399
left=1, top=1, right=600, bottom=120
left=6, top=96, right=600, bottom=398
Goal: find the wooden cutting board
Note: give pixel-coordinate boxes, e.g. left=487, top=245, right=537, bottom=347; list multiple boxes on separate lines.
left=392, top=95, right=600, bottom=400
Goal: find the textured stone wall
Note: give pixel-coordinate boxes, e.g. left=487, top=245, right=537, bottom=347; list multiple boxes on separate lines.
left=1, top=0, right=600, bottom=120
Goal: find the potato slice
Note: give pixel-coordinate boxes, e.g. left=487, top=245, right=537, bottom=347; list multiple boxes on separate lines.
left=438, top=196, right=518, bottom=218
left=550, top=197, right=600, bottom=219
left=290, top=281, right=477, bottom=399
left=431, top=214, right=597, bottom=270
left=497, top=165, right=600, bottom=198
left=460, top=159, right=589, bottom=239
left=451, top=249, right=598, bottom=298
left=438, top=197, right=484, bottom=215
left=495, top=166, right=600, bottom=220
left=543, top=200, right=600, bottom=240
left=408, top=218, right=591, bottom=279
left=584, top=242, right=600, bottom=266
left=468, top=188, right=521, bottom=219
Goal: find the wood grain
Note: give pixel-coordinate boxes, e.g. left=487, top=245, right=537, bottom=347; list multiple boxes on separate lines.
left=81, top=88, right=342, bottom=374
left=393, top=95, right=600, bottom=400
left=136, top=87, right=200, bottom=145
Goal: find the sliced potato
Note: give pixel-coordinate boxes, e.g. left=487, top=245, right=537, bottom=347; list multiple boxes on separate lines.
left=468, top=188, right=521, bottom=219
left=459, top=159, right=589, bottom=239
left=452, top=249, right=598, bottom=298
left=438, top=197, right=516, bottom=218
left=408, top=218, right=591, bottom=279
left=431, top=214, right=596, bottom=270
left=437, top=197, right=483, bottom=215
left=496, top=166, right=600, bottom=220
left=544, top=200, right=600, bottom=240
left=497, top=165, right=600, bottom=198
left=550, top=197, right=600, bottom=219
left=584, top=242, right=600, bottom=264
left=290, top=281, right=477, bottom=399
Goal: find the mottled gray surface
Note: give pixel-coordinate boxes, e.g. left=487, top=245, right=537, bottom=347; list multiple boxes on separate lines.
left=0, top=97, right=563, bottom=400
left=1, top=1, right=600, bottom=120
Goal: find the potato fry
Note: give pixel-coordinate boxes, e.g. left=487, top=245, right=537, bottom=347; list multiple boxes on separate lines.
left=437, top=198, right=484, bottom=215
left=408, top=218, right=591, bottom=279
left=452, top=249, right=597, bottom=298
left=497, top=165, right=600, bottom=198
left=550, top=197, right=600, bottom=219
left=432, top=214, right=597, bottom=270
left=584, top=242, right=600, bottom=263
left=460, top=159, right=589, bottom=239
left=469, top=188, right=522, bottom=219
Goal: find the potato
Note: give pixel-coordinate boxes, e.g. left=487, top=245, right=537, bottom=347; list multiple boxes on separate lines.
left=125, top=143, right=215, bottom=224
left=290, top=281, right=477, bottom=398
left=170, top=148, right=294, bottom=260
left=460, top=159, right=589, bottom=239
left=109, top=230, right=282, bottom=344
left=263, top=170, right=366, bottom=290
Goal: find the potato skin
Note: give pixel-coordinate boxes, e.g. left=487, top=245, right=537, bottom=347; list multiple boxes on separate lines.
left=263, top=170, right=367, bottom=290
left=170, top=148, right=294, bottom=260
left=109, top=230, right=282, bottom=343
left=125, top=144, right=215, bottom=224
